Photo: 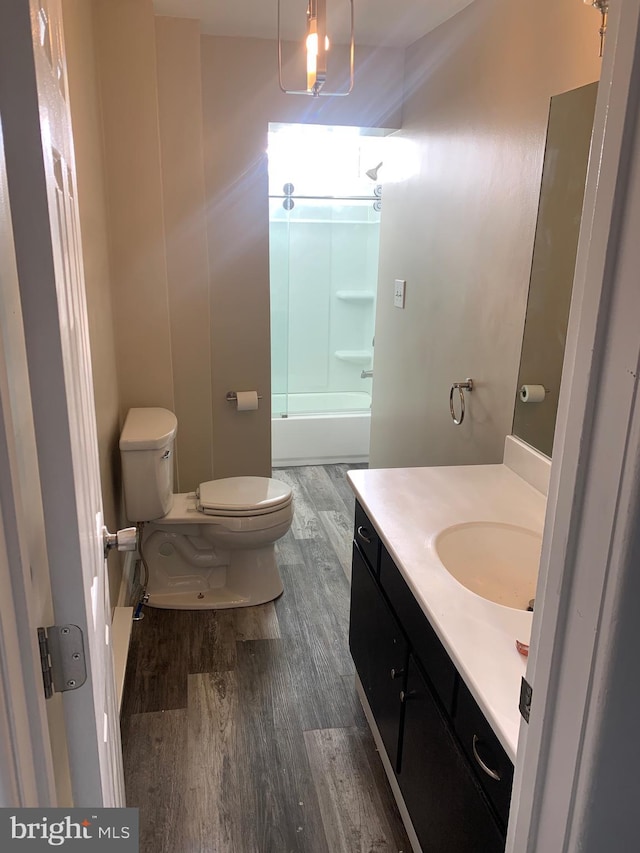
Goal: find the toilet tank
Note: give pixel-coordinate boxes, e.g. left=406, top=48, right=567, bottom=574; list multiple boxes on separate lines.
left=119, top=408, right=177, bottom=522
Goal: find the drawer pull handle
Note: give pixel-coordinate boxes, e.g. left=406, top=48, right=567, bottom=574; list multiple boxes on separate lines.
left=472, top=735, right=501, bottom=782
left=357, top=525, right=372, bottom=544
left=399, top=690, right=416, bottom=703
left=390, top=668, right=404, bottom=680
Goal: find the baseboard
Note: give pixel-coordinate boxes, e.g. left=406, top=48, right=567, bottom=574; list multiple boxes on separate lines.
left=116, top=551, right=137, bottom=608
left=355, top=675, right=423, bottom=853
left=111, top=606, right=133, bottom=713
left=113, top=553, right=138, bottom=713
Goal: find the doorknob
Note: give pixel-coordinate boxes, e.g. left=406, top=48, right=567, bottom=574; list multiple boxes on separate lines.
left=102, top=526, right=138, bottom=558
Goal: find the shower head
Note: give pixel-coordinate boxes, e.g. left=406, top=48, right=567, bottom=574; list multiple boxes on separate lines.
left=365, top=161, right=383, bottom=181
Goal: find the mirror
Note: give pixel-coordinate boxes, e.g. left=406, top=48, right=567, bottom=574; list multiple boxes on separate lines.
left=513, top=82, right=598, bottom=457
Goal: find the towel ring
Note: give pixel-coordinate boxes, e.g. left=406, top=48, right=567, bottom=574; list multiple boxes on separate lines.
left=450, top=379, right=473, bottom=425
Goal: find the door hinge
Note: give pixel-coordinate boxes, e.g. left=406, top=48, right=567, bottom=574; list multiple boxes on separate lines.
left=519, top=676, right=532, bottom=724
left=37, top=625, right=87, bottom=700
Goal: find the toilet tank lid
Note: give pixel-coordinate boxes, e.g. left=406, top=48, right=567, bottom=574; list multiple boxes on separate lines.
left=198, top=477, right=292, bottom=513
left=119, top=408, right=177, bottom=451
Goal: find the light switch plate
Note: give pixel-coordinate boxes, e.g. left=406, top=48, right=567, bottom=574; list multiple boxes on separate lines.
left=393, top=279, right=406, bottom=309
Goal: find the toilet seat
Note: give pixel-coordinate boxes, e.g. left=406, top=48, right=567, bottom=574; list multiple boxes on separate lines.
left=197, top=476, right=292, bottom=517
left=157, top=492, right=293, bottom=533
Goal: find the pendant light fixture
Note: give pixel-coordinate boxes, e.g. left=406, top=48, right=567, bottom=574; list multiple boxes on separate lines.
left=584, top=0, right=609, bottom=57
left=278, top=0, right=354, bottom=97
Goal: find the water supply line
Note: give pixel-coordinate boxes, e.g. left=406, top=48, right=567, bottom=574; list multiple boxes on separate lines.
left=132, top=522, right=150, bottom=621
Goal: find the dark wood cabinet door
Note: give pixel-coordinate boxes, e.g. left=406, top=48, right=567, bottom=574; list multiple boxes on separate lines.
left=379, top=547, right=457, bottom=714
left=349, top=543, right=408, bottom=770
left=354, top=501, right=381, bottom=575
left=399, top=657, right=505, bottom=853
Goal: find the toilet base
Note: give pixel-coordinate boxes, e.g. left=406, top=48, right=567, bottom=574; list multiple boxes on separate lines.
left=142, top=539, right=285, bottom=611
left=146, top=586, right=282, bottom=610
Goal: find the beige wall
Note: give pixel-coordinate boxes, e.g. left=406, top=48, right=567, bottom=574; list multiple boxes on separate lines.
left=200, top=36, right=406, bottom=478
left=62, top=0, right=123, bottom=605
left=155, top=17, right=213, bottom=490
left=93, top=0, right=175, bottom=425
left=69, top=0, right=591, bottom=491
left=83, top=2, right=405, bottom=487
left=369, top=0, right=601, bottom=468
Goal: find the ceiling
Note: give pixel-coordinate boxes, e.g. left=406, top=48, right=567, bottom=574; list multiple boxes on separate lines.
left=152, top=0, right=475, bottom=49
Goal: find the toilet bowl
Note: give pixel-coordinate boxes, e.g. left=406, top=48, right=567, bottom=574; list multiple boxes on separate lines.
left=119, top=408, right=293, bottom=610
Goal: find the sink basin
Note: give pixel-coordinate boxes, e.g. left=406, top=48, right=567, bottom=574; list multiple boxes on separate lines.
left=434, top=521, right=542, bottom=610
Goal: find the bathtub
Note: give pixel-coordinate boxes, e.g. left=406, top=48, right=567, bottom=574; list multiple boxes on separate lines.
left=271, top=392, right=371, bottom=467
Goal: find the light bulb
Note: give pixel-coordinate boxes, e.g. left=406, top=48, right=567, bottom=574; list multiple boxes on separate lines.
left=305, top=32, right=330, bottom=56
left=306, top=25, right=330, bottom=92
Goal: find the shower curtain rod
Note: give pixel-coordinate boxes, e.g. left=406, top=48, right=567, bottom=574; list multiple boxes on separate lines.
left=269, top=193, right=380, bottom=201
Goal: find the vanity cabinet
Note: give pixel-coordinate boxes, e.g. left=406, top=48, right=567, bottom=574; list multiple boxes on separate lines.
left=379, top=547, right=457, bottom=714
left=454, top=678, right=514, bottom=828
left=399, top=656, right=504, bottom=852
left=349, top=542, right=408, bottom=769
left=353, top=500, right=381, bottom=574
left=349, top=501, right=511, bottom=853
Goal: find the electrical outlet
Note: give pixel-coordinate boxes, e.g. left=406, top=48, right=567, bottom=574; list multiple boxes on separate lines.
left=393, top=279, right=406, bottom=309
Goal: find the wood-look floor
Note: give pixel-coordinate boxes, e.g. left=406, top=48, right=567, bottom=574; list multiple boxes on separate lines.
left=120, top=464, right=411, bottom=853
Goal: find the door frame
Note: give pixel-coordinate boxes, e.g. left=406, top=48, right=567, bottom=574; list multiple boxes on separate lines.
left=0, top=0, right=123, bottom=807
left=0, top=0, right=639, bottom=834
left=508, top=0, right=640, bottom=848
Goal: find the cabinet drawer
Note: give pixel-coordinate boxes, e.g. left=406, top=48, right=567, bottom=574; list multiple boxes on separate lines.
left=454, top=679, right=514, bottom=828
left=354, top=501, right=381, bottom=575
left=379, top=547, right=457, bottom=714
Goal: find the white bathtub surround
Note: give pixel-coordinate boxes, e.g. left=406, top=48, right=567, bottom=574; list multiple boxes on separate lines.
left=272, top=410, right=371, bottom=466
left=272, top=391, right=371, bottom=416
left=348, top=442, right=548, bottom=762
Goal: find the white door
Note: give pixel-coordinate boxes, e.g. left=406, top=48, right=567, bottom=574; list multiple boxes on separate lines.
left=0, top=0, right=124, bottom=806
left=0, top=114, right=61, bottom=807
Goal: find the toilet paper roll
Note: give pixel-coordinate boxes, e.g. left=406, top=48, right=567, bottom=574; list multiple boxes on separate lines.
left=235, top=390, right=259, bottom=412
left=519, top=384, right=546, bottom=404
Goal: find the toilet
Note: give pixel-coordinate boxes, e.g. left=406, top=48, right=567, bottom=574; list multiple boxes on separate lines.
left=119, top=407, right=293, bottom=610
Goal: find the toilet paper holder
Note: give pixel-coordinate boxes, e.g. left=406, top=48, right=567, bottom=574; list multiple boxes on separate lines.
left=519, top=384, right=550, bottom=404
left=450, top=379, right=473, bottom=426
left=225, top=391, right=263, bottom=403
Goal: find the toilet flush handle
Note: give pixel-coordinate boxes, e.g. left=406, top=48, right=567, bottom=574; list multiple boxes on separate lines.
left=103, top=526, right=138, bottom=558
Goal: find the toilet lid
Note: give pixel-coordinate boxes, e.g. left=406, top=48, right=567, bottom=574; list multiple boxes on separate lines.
left=197, top=477, right=292, bottom=517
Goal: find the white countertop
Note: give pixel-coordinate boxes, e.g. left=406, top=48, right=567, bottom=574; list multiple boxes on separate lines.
left=348, top=462, right=546, bottom=763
